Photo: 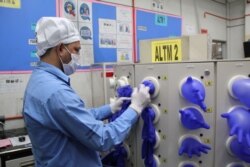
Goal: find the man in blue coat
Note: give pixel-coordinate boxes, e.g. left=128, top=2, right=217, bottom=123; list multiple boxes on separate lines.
left=23, top=17, right=150, bottom=167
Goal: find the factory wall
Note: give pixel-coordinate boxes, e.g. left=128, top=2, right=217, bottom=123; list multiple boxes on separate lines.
left=0, top=0, right=248, bottom=131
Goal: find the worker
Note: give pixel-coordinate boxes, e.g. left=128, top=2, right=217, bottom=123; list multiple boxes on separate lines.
left=22, top=17, right=151, bottom=167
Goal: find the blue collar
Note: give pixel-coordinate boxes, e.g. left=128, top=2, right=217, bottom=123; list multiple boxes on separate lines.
left=36, top=61, right=70, bottom=85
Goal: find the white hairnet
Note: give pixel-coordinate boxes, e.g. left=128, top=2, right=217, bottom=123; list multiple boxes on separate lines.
left=36, top=17, right=80, bottom=56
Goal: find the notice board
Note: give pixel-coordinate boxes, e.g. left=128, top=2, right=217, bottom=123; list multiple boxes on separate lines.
left=135, top=9, right=182, bottom=62
left=0, top=0, right=56, bottom=71
left=60, top=0, right=134, bottom=64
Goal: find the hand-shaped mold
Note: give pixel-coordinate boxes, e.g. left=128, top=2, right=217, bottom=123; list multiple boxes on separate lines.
left=179, top=76, right=207, bottom=111
left=228, top=75, right=250, bottom=108
left=179, top=107, right=210, bottom=130
left=226, top=136, right=250, bottom=163
left=178, top=135, right=211, bottom=158
left=221, top=106, right=250, bottom=146
left=141, top=76, right=160, bottom=98
left=178, top=161, right=199, bottom=167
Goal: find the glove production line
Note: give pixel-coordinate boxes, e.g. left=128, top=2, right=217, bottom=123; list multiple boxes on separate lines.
left=102, top=60, right=250, bottom=167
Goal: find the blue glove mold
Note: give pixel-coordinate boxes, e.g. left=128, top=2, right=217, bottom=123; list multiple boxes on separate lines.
left=179, top=107, right=210, bottom=130
left=179, top=136, right=211, bottom=158
left=231, top=78, right=250, bottom=108
left=221, top=106, right=250, bottom=146
left=228, top=137, right=250, bottom=163
left=180, top=76, right=207, bottom=111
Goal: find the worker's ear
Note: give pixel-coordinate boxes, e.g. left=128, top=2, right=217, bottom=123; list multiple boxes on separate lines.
left=56, top=43, right=64, bottom=56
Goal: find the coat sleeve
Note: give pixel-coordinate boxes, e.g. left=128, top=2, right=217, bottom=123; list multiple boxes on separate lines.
left=88, top=104, right=112, bottom=121
left=47, top=88, right=138, bottom=152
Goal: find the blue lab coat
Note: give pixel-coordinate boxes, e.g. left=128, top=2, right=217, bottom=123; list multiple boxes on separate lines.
left=23, top=61, right=138, bottom=167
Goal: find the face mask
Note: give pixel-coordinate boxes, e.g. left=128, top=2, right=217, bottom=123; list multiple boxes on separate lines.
left=60, top=45, right=80, bottom=75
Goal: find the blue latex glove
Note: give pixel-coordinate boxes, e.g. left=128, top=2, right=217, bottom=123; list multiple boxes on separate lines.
left=179, top=107, right=210, bottom=130
left=142, top=140, right=156, bottom=167
left=142, top=80, right=156, bottom=95
left=230, top=165, right=244, bottom=167
left=101, top=144, right=128, bottom=167
left=114, top=145, right=127, bottom=167
left=141, top=107, right=156, bottom=140
left=229, top=137, right=250, bottom=163
left=231, top=78, right=250, bottom=108
left=181, top=76, right=207, bottom=111
left=109, top=85, right=133, bottom=122
left=183, top=164, right=195, bottom=167
left=221, top=107, right=250, bottom=146
left=141, top=107, right=156, bottom=167
left=101, top=150, right=117, bottom=166
left=103, top=85, right=131, bottom=167
left=178, top=137, right=211, bottom=158
left=117, top=85, right=133, bottom=98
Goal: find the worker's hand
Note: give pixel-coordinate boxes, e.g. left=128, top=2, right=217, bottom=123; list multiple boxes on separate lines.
left=129, top=84, right=151, bottom=115
left=110, top=97, right=131, bottom=113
